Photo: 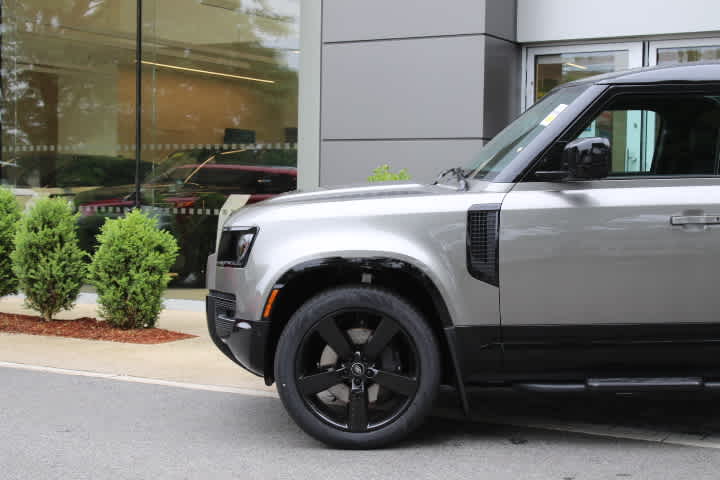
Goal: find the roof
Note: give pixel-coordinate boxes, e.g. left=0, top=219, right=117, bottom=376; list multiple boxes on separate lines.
left=564, top=62, right=720, bottom=87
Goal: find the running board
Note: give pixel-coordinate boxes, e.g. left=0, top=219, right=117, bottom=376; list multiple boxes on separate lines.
left=515, top=377, right=720, bottom=393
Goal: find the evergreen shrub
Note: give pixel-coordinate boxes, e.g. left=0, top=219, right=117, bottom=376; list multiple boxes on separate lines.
left=0, top=188, right=21, bottom=297
left=89, top=210, right=178, bottom=329
left=12, top=197, right=86, bottom=321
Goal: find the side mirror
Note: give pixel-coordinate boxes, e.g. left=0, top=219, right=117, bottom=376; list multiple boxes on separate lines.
left=563, top=137, right=611, bottom=180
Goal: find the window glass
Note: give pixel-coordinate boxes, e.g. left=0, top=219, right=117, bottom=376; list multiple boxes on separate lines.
left=657, top=45, right=720, bottom=65
left=1, top=0, right=300, bottom=289
left=0, top=0, right=137, bottom=254
left=138, top=0, right=300, bottom=287
left=467, top=85, right=590, bottom=179
left=535, top=51, right=628, bottom=102
left=570, top=94, right=720, bottom=176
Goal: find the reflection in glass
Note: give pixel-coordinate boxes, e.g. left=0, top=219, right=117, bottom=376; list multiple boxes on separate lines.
left=535, top=51, right=629, bottom=102
left=657, top=45, right=720, bottom=65
left=141, top=0, right=300, bottom=286
left=572, top=95, right=720, bottom=176
left=1, top=0, right=301, bottom=288
left=468, top=85, right=590, bottom=180
left=1, top=0, right=138, bottom=252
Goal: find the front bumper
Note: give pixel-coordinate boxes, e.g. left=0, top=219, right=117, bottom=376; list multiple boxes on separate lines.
left=206, top=291, right=270, bottom=377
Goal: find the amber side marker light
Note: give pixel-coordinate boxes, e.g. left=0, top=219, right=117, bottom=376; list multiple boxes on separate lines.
left=263, top=289, right=280, bottom=318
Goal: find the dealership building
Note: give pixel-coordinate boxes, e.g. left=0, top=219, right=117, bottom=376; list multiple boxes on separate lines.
left=2, top=0, right=719, bottom=288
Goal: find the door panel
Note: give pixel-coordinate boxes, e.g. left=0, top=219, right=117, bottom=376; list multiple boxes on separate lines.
left=499, top=178, right=720, bottom=372
left=501, top=178, right=720, bottom=326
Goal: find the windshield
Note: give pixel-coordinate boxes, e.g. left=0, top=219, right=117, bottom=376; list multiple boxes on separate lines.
left=467, top=84, right=590, bottom=180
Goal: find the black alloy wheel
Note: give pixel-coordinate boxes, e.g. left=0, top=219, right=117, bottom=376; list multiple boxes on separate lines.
left=275, top=285, right=441, bottom=449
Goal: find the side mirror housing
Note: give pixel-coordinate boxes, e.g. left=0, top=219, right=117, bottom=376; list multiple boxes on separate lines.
left=563, top=137, right=611, bottom=180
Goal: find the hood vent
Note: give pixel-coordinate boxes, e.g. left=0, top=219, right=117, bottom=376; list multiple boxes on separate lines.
left=467, top=204, right=500, bottom=287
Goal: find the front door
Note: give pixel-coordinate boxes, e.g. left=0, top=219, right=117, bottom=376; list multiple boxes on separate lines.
left=499, top=85, right=720, bottom=376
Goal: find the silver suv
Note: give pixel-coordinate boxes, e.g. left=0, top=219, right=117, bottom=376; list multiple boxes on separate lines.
left=206, top=63, right=720, bottom=448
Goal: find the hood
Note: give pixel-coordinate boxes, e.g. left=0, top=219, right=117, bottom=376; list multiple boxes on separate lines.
left=258, top=182, right=444, bottom=206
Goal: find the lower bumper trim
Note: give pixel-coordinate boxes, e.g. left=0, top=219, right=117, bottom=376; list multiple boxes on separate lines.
left=223, top=318, right=270, bottom=377
left=207, top=294, right=269, bottom=377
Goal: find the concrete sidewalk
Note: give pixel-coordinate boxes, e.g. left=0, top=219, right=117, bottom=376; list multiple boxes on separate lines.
left=0, top=296, right=273, bottom=393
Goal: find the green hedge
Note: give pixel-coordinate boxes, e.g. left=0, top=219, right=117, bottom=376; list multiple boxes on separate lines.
left=367, top=164, right=410, bottom=182
left=0, top=188, right=21, bottom=297
left=89, top=210, right=178, bottom=329
left=12, top=198, right=86, bottom=321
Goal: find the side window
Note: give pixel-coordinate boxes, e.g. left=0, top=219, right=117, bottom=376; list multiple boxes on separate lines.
left=570, top=93, right=720, bottom=176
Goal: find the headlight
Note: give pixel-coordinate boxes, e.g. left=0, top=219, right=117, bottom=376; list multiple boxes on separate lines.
left=217, top=226, right=257, bottom=268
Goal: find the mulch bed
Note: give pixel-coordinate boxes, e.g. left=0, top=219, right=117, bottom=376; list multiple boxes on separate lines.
left=0, top=312, right=197, bottom=344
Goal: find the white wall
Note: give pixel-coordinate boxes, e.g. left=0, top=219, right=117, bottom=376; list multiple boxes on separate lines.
left=518, top=0, right=720, bottom=43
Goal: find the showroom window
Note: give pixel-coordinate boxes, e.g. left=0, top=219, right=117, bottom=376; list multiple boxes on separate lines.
left=525, top=43, right=642, bottom=109
left=524, top=38, right=720, bottom=179
left=650, top=39, right=720, bottom=66
left=1, top=0, right=300, bottom=288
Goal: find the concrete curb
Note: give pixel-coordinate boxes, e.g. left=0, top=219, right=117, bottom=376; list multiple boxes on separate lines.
left=0, top=361, right=278, bottom=398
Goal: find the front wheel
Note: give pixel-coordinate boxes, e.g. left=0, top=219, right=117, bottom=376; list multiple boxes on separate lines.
left=274, top=285, right=441, bottom=449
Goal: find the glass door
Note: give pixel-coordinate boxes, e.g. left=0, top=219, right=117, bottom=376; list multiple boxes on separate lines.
left=649, top=38, right=720, bottom=66
left=525, top=43, right=643, bottom=109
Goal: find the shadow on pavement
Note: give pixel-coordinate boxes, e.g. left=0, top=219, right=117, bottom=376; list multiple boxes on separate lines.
left=432, top=388, right=720, bottom=438
left=223, top=386, right=720, bottom=449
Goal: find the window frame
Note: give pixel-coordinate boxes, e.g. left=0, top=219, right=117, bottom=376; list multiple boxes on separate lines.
left=522, top=83, right=720, bottom=181
left=649, top=38, right=720, bottom=67
left=524, top=42, right=644, bottom=110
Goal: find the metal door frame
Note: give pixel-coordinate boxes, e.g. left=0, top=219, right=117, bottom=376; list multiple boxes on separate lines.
left=523, top=42, right=644, bottom=110
left=648, top=37, right=720, bottom=66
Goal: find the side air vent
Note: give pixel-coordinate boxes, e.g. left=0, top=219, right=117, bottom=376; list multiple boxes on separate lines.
left=467, top=204, right=500, bottom=287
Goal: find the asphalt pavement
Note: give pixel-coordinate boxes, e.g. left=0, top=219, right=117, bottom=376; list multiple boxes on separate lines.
left=3, top=366, right=720, bottom=480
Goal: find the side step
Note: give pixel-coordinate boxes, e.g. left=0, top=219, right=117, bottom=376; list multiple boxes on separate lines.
left=515, top=377, right=720, bottom=393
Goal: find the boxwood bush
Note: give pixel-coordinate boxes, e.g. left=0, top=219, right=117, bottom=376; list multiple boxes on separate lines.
left=12, top=197, right=86, bottom=321
left=367, top=164, right=410, bottom=182
left=0, top=188, right=21, bottom=297
left=89, top=210, right=178, bottom=329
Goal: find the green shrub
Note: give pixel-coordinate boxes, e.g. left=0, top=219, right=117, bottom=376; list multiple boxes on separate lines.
left=367, top=164, right=411, bottom=182
left=0, top=188, right=21, bottom=297
left=12, top=197, right=86, bottom=321
left=88, top=209, right=179, bottom=329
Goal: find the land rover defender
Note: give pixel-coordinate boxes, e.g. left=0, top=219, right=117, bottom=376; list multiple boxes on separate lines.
left=207, top=63, right=720, bottom=448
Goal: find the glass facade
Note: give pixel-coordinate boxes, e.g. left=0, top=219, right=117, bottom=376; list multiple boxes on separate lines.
left=1, top=0, right=299, bottom=288
left=534, top=50, right=629, bottom=102
left=657, top=44, right=720, bottom=65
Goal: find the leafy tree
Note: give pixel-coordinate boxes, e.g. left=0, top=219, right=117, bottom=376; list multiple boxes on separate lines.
left=0, top=188, right=21, bottom=297
left=368, top=164, right=411, bottom=182
left=88, top=210, right=179, bottom=329
left=12, top=197, right=86, bottom=321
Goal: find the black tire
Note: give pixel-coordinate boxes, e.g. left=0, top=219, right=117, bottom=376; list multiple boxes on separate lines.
left=274, top=285, right=441, bottom=449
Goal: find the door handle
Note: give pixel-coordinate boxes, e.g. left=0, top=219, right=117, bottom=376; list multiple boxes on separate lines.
left=671, top=215, right=720, bottom=226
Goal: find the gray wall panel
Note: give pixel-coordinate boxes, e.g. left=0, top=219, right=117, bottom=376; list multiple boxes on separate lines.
left=322, top=36, right=486, bottom=140
left=321, top=139, right=485, bottom=187
left=482, top=37, right=521, bottom=137
left=323, top=0, right=488, bottom=42
left=484, top=0, right=517, bottom=42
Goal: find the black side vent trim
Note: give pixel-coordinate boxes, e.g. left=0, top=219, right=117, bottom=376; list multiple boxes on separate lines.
left=467, top=204, right=501, bottom=287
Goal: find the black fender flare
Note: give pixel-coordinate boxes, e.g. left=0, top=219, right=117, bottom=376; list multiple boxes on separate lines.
left=265, top=256, right=469, bottom=414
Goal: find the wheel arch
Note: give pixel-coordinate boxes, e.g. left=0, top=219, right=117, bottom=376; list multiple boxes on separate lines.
left=262, top=256, right=458, bottom=388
